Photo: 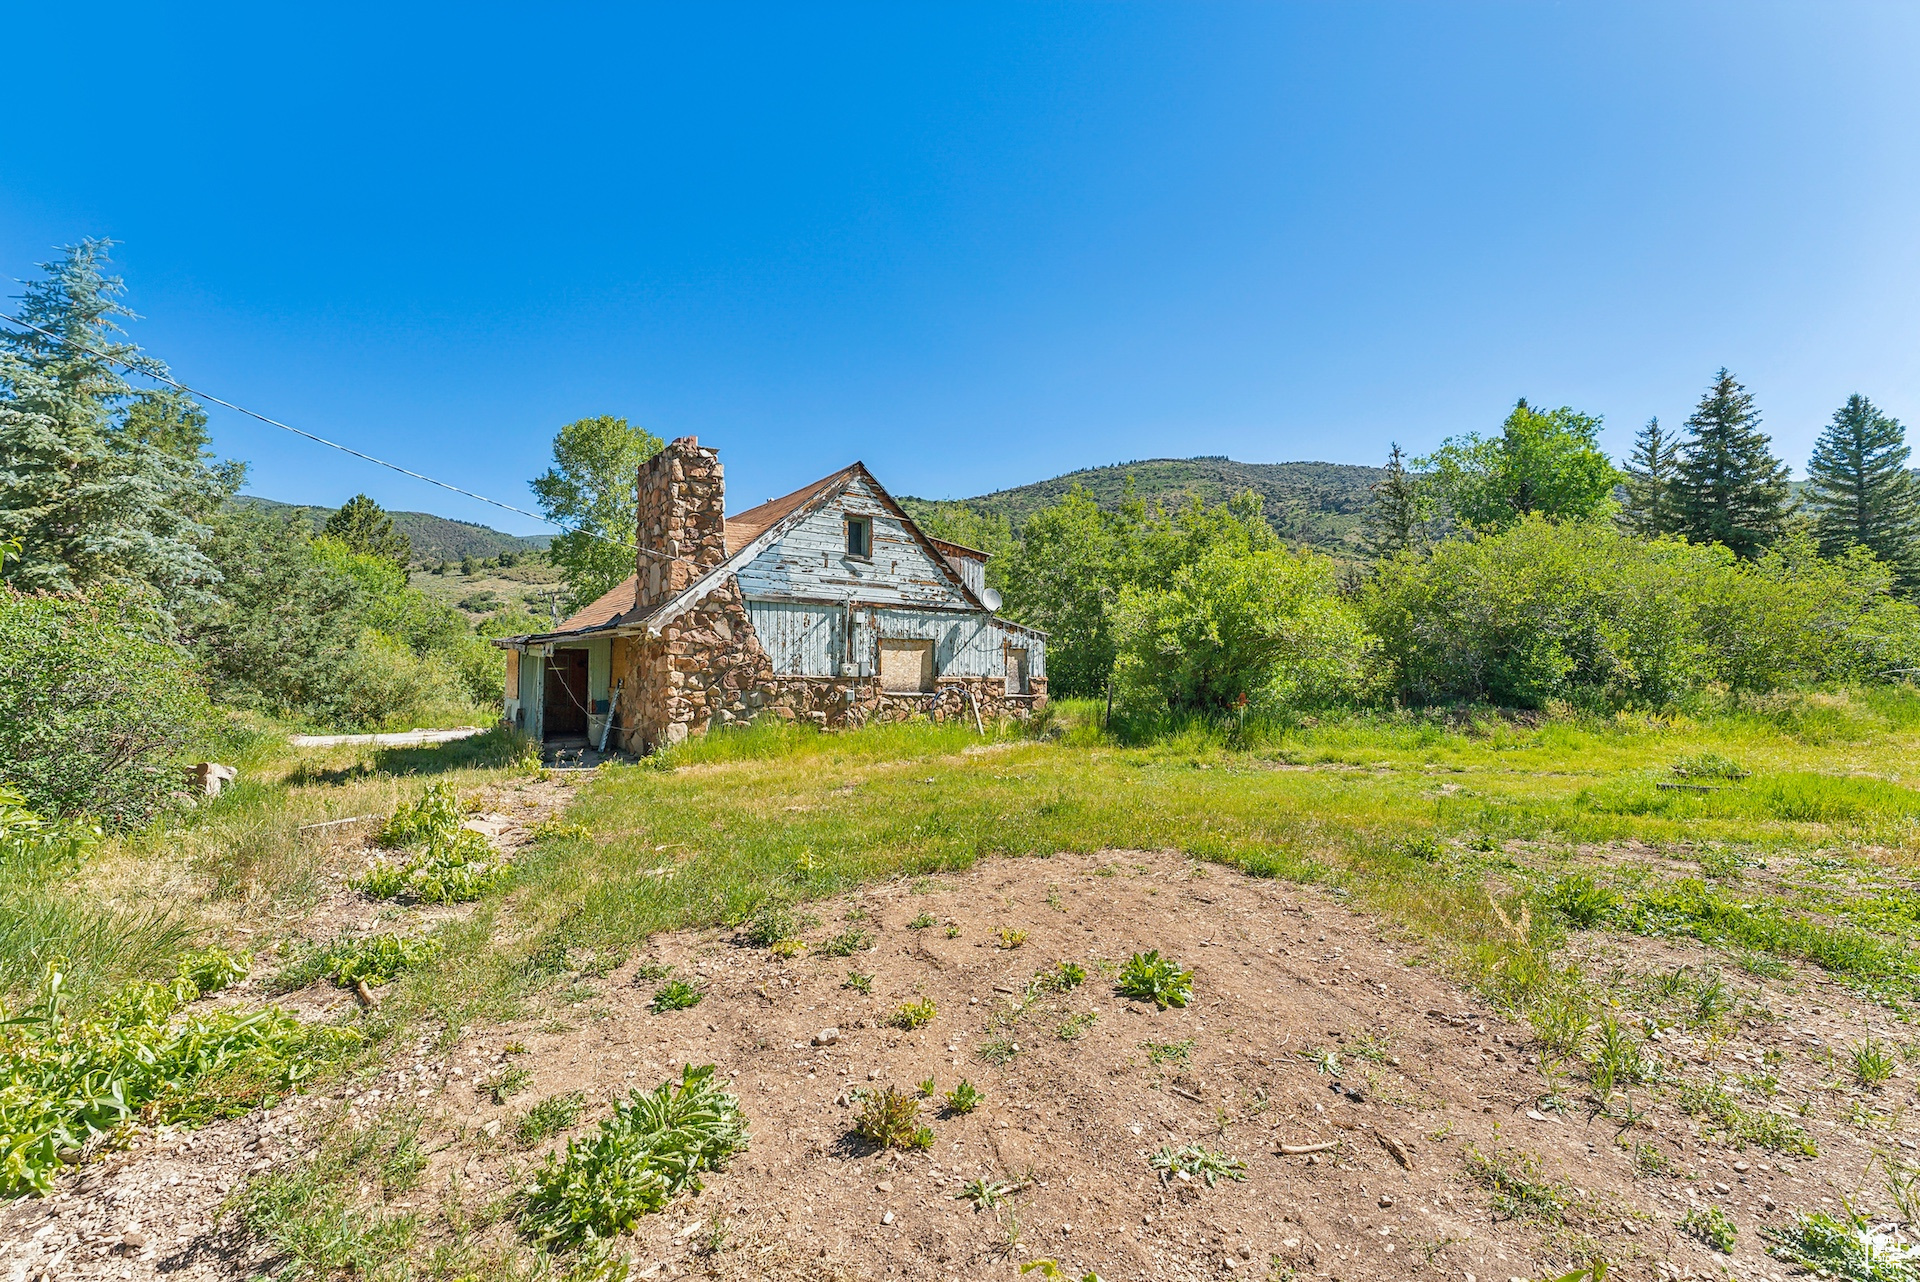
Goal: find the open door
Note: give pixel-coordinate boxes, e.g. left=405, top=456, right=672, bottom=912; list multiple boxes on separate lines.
left=543, top=648, right=591, bottom=739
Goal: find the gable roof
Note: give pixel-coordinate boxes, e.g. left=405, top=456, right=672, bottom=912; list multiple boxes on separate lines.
left=723, top=466, right=856, bottom=547
left=499, top=460, right=1008, bottom=646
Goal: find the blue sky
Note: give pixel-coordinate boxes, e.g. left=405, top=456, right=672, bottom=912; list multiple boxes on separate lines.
left=4, top=3, right=1918, bottom=534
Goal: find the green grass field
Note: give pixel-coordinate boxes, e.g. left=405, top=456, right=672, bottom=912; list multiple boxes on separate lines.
left=13, top=688, right=1920, bottom=1278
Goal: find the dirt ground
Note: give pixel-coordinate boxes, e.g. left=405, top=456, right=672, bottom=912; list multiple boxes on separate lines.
left=7, top=841, right=1916, bottom=1282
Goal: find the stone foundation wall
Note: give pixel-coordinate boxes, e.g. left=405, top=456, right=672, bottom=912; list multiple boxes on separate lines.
left=757, top=673, right=1043, bottom=731
left=614, top=572, right=1047, bottom=754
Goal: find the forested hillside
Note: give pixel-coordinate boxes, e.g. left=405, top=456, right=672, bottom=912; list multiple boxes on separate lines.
left=234, top=496, right=549, bottom=565
left=901, top=456, right=1383, bottom=554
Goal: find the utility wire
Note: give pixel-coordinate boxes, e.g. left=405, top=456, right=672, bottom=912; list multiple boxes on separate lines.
left=0, top=310, right=663, bottom=557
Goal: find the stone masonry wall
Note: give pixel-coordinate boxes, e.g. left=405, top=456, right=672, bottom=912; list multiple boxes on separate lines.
left=616, top=576, right=773, bottom=754
left=635, top=436, right=728, bottom=614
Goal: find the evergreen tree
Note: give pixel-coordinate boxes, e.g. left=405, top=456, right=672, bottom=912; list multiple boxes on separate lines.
left=1619, top=417, right=1681, bottom=537
left=1804, top=393, right=1920, bottom=586
left=324, top=493, right=413, bottom=569
left=0, top=240, right=225, bottom=603
left=1361, top=443, right=1433, bottom=558
left=1673, top=368, right=1791, bottom=558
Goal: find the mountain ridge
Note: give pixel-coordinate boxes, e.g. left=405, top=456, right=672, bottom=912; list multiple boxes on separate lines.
left=233, top=496, right=551, bottom=564
left=901, top=456, right=1385, bottom=555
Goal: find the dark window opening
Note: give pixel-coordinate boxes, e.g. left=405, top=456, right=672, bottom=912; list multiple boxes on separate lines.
left=845, top=516, right=872, bottom=559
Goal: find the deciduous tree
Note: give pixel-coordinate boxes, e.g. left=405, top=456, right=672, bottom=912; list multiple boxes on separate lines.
left=531, top=415, right=664, bottom=610
left=1420, top=400, right=1617, bottom=532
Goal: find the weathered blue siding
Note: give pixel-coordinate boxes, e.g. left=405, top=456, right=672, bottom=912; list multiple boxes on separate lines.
left=747, top=601, right=844, bottom=677
left=747, top=597, right=1045, bottom=681
left=735, top=474, right=972, bottom=609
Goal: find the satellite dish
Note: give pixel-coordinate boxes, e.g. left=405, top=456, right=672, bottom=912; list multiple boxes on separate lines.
left=980, top=587, right=1003, bottom=611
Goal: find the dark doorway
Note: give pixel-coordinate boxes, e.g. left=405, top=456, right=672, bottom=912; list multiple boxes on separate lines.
left=543, top=649, right=590, bottom=739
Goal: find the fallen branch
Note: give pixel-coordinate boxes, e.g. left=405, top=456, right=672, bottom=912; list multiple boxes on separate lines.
left=297, top=814, right=379, bottom=833
left=1167, top=1086, right=1206, bottom=1104
left=1278, top=1140, right=1337, bottom=1155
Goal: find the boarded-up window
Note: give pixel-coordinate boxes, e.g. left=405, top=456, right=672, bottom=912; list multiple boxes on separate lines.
left=506, top=649, right=520, bottom=698
left=1006, top=647, right=1029, bottom=695
left=878, top=639, right=935, bottom=692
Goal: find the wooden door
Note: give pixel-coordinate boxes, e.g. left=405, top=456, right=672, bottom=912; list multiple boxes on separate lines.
left=543, top=649, right=590, bottom=738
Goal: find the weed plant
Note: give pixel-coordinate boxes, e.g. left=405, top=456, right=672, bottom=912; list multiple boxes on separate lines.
left=230, top=1105, right=425, bottom=1279
left=1464, top=1141, right=1581, bottom=1225
left=957, top=1175, right=1012, bottom=1210
left=281, top=934, right=441, bottom=990
left=1150, top=1144, right=1247, bottom=1187
left=996, top=927, right=1029, bottom=949
left=852, top=1087, right=933, bottom=1150
left=521, top=1064, right=747, bottom=1246
left=1854, top=1036, right=1899, bottom=1087
left=893, top=998, right=936, bottom=1029
left=1765, top=1206, right=1920, bottom=1280
left=649, top=979, right=703, bottom=1013
left=843, top=971, right=873, bottom=994
left=1681, top=1205, right=1737, bottom=1253
left=1, top=963, right=358, bottom=1195
left=821, top=929, right=873, bottom=956
left=1143, top=1037, right=1196, bottom=1066
left=1118, top=950, right=1193, bottom=1009
left=515, top=1091, right=588, bottom=1146
left=944, top=1080, right=982, bottom=1114
left=488, top=1063, right=532, bottom=1103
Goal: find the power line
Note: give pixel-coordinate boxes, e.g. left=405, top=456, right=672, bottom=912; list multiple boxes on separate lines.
left=0, top=309, right=660, bottom=556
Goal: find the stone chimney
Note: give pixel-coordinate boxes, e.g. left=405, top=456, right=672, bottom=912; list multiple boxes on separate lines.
left=635, top=436, right=726, bottom=613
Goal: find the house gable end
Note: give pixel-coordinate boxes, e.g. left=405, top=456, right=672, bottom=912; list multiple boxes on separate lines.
left=734, top=465, right=981, bottom=611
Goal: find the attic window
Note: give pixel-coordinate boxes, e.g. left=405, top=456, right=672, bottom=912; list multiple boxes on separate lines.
left=845, top=515, right=872, bottom=559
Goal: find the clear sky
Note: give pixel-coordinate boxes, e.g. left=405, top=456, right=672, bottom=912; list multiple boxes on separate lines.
left=4, top=3, right=1918, bottom=534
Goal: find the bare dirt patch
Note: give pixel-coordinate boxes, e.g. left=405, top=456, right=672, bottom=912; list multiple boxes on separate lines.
left=9, top=842, right=1908, bottom=1282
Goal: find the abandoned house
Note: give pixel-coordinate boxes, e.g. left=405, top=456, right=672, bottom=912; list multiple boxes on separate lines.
left=495, top=437, right=1046, bottom=754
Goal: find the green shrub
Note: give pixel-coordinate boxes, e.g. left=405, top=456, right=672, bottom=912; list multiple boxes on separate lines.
left=0, top=589, right=217, bottom=825
left=0, top=962, right=359, bottom=1195
left=1117, top=950, right=1193, bottom=1009
left=1112, top=544, right=1375, bottom=715
left=280, top=934, right=440, bottom=990
left=175, top=945, right=249, bottom=994
left=521, top=1064, right=747, bottom=1246
left=377, top=782, right=464, bottom=848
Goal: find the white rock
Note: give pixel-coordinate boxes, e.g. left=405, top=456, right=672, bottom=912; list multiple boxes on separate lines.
left=813, top=1028, right=840, bottom=1046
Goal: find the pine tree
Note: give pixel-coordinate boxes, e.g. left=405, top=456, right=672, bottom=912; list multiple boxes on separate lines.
left=1361, top=443, right=1432, bottom=557
left=1804, top=393, right=1920, bottom=586
left=1673, top=368, right=1791, bottom=558
left=324, top=493, right=413, bottom=569
left=1620, top=417, right=1680, bottom=537
left=0, top=240, right=225, bottom=603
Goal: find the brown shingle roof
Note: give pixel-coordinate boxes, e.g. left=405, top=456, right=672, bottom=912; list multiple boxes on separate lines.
left=552, top=575, right=638, bottom=634
left=722, top=466, right=856, bottom=548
